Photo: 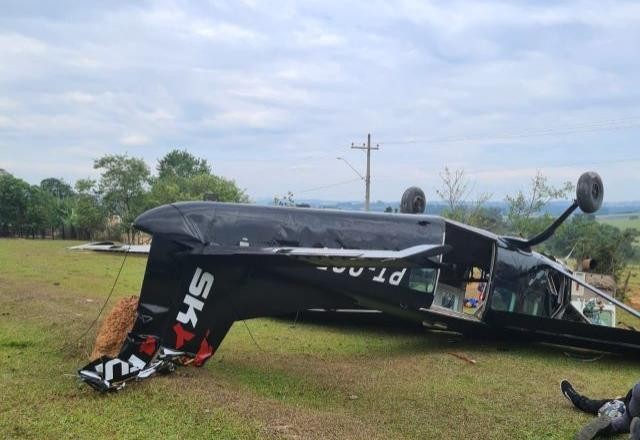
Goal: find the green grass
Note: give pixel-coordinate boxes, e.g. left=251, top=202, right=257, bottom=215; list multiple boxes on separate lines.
left=597, top=214, right=640, bottom=249
left=597, top=214, right=640, bottom=231
left=2, top=238, right=640, bottom=439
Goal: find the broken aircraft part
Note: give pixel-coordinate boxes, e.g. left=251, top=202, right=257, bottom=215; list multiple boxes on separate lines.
left=78, top=171, right=640, bottom=392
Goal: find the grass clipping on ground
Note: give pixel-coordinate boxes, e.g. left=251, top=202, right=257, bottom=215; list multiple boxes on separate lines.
left=90, top=296, right=139, bottom=360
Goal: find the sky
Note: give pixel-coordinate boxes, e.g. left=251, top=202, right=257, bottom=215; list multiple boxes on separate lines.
left=1, top=0, right=640, bottom=202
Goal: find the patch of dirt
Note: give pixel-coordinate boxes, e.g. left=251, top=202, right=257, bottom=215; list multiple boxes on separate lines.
left=630, top=296, right=640, bottom=309
left=90, top=296, right=139, bottom=360
left=167, top=371, right=392, bottom=440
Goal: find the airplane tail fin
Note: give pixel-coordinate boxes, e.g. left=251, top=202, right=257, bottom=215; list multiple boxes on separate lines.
left=78, top=236, right=235, bottom=391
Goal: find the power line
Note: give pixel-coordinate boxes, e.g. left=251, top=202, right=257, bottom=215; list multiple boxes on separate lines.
left=379, top=116, right=640, bottom=146
left=295, top=177, right=362, bottom=194
left=370, top=157, right=640, bottom=186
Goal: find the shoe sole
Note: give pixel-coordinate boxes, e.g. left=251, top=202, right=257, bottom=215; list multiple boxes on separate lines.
left=575, top=417, right=611, bottom=440
left=561, top=380, right=578, bottom=404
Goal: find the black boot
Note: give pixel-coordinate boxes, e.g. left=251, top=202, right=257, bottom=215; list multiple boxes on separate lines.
left=562, top=380, right=581, bottom=406
left=575, top=416, right=612, bottom=440
left=562, top=380, right=611, bottom=415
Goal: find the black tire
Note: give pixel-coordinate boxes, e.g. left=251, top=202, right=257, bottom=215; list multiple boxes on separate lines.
left=400, top=187, right=426, bottom=214
left=576, top=171, right=604, bottom=213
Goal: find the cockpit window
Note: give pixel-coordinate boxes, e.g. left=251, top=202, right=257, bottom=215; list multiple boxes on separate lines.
left=490, top=247, right=566, bottom=318
left=408, top=268, right=437, bottom=294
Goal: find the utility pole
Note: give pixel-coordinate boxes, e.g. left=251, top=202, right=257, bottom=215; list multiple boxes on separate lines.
left=350, top=133, right=379, bottom=211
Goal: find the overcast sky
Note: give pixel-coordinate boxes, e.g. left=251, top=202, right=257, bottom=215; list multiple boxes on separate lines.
left=1, top=0, right=640, bottom=202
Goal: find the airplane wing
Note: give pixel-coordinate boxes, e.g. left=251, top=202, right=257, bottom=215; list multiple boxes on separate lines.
left=268, top=243, right=450, bottom=268
left=202, top=243, right=451, bottom=268
left=78, top=202, right=451, bottom=392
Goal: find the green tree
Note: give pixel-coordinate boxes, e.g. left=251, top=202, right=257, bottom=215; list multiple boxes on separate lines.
left=435, top=167, right=498, bottom=229
left=24, top=185, right=57, bottom=238
left=185, top=174, right=248, bottom=203
left=157, top=149, right=210, bottom=180
left=94, top=154, right=151, bottom=242
left=40, top=177, right=75, bottom=238
left=70, top=179, right=105, bottom=240
left=548, top=215, right=639, bottom=280
left=0, top=173, right=30, bottom=236
left=40, top=178, right=74, bottom=200
left=150, top=150, right=248, bottom=205
left=273, top=191, right=296, bottom=207
left=505, top=171, right=573, bottom=237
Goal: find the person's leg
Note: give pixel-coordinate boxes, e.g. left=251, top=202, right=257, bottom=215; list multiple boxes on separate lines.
left=609, top=412, right=630, bottom=434
left=562, top=380, right=612, bottom=415
left=627, top=383, right=640, bottom=419
left=610, top=382, right=640, bottom=436
left=630, top=416, right=640, bottom=440
left=575, top=416, right=613, bottom=440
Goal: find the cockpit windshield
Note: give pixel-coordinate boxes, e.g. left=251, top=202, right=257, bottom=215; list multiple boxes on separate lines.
left=490, top=247, right=566, bottom=318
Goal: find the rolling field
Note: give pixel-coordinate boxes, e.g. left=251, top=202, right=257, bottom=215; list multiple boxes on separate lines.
left=2, top=239, right=640, bottom=439
left=597, top=213, right=640, bottom=296
left=597, top=213, right=640, bottom=250
left=598, top=214, right=640, bottom=231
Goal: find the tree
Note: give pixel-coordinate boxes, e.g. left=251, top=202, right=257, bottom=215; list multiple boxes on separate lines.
left=157, top=149, right=210, bottom=180
left=24, top=185, right=56, bottom=238
left=186, top=174, right=248, bottom=203
left=40, top=177, right=74, bottom=238
left=70, top=179, right=105, bottom=240
left=40, top=178, right=74, bottom=200
left=435, top=167, right=495, bottom=229
left=150, top=150, right=248, bottom=205
left=94, top=154, right=151, bottom=242
left=273, top=191, right=296, bottom=207
left=548, top=215, right=639, bottom=280
left=505, top=171, right=573, bottom=237
left=0, top=173, right=30, bottom=236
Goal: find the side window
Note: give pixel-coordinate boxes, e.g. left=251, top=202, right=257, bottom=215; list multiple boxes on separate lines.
left=491, top=287, right=515, bottom=312
left=408, top=268, right=437, bottom=294
left=491, top=248, right=566, bottom=318
left=491, top=265, right=554, bottom=317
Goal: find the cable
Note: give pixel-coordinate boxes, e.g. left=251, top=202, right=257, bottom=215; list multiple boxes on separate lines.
left=68, top=248, right=130, bottom=348
left=380, top=117, right=640, bottom=144
left=291, top=309, right=301, bottom=328
left=294, top=177, right=362, bottom=194
left=379, top=116, right=640, bottom=146
left=228, top=297, right=265, bottom=353
left=240, top=318, right=265, bottom=353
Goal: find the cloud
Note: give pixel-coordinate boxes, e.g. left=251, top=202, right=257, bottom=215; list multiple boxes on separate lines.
left=1, top=0, right=640, bottom=201
left=121, top=134, right=151, bottom=146
left=190, top=21, right=263, bottom=43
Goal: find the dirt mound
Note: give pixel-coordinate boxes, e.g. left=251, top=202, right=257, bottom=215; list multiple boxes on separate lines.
left=90, top=296, right=139, bottom=360
left=585, top=273, right=617, bottom=295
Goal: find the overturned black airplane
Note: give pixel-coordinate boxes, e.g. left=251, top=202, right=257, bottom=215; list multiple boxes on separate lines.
left=79, top=171, right=640, bottom=392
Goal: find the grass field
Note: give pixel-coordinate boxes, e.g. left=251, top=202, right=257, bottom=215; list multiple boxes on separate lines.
left=597, top=214, right=640, bottom=293
left=598, top=214, right=640, bottom=231
left=3, top=239, right=640, bottom=439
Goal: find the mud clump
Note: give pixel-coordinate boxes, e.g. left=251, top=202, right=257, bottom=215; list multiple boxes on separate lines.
left=90, top=296, right=139, bottom=360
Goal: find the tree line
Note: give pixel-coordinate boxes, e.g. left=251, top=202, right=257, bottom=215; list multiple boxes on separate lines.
left=433, top=167, right=638, bottom=281
left=1, top=154, right=637, bottom=280
left=0, top=149, right=248, bottom=242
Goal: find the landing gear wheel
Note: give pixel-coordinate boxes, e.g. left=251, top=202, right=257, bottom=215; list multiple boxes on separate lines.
left=576, top=171, right=604, bottom=214
left=400, top=187, right=426, bottom=214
